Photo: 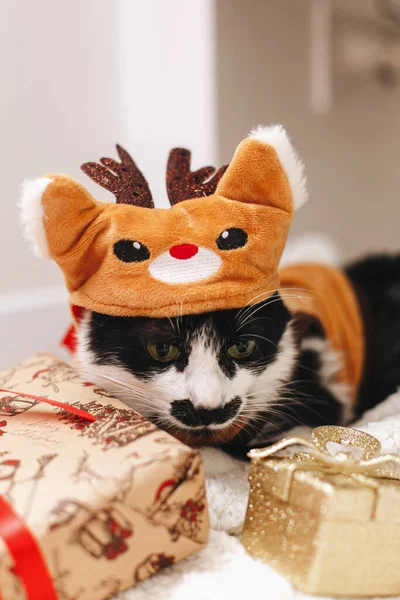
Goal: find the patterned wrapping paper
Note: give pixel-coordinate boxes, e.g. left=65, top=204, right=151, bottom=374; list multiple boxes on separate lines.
left=0, top=353, right=209, bottom=600
left=241, top=426, right=400, bottom=597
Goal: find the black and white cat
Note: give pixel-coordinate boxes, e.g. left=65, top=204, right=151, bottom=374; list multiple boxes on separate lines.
left=76, top=253, right=400, bottom=458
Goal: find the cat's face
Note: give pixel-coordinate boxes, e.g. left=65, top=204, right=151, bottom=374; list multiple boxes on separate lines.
left=77, top=294, right=297, bottom=447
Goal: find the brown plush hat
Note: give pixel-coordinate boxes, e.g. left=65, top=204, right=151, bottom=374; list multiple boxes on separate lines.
left=20, top=125, right=307, bottom=318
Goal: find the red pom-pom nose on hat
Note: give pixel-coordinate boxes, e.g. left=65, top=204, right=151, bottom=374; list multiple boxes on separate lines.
left=169, top=244, right=198, bottom=260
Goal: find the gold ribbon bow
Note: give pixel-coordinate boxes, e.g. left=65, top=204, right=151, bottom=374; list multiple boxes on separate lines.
left=248, top=426, right=400, bottom=500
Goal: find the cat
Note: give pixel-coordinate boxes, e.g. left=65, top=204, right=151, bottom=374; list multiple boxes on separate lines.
left=76, top=253, right=400, bottom=458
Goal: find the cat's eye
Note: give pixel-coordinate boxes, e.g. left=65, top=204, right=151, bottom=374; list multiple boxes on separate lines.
left=228, top=339, right=256, bottom=359
left=216, top=228, right=248, bottom=251
left=114, top=239, right=150, bottom=263
left=147, top=342, right=180, bottom=363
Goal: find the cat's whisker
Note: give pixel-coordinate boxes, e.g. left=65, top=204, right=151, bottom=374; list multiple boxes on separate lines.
left=234, top=287, right=320, bottom=326
left=89, top=373, right=160, bottom=406
left=237, top=333, right=277, bottom=347
left=234, top=287, right=312, bottom=321
left=235, top=294, right=307, bottom=331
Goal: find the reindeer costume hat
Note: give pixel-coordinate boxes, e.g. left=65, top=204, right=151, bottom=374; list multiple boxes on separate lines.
left=20, top=126, right=307, bottom=318
left=20, top=125, right=365, bottom=399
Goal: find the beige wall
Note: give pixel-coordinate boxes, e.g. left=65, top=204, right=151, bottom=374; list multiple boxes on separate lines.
left=216, top=0, right=400, bottom=261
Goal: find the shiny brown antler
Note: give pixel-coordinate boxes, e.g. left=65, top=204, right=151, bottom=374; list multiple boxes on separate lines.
left=81, top=145, right=154, bottom=208
left=166, top=148, right=228, bottom=205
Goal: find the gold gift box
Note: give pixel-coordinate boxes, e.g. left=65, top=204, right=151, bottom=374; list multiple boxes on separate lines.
left=0, top=353, right=209, bottom=599
left=242, top=426, right=400, bottom=597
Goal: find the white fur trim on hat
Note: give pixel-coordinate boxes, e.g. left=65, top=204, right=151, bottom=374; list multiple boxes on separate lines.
left=249, top=125, right=308, bottom=210
left=19, top=177, right=53, bottom=258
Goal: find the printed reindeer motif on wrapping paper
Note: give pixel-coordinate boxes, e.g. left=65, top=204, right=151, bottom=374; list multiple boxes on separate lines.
left=20, top=125, right=307, bottom=320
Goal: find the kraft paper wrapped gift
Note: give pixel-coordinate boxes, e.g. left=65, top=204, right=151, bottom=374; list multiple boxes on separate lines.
left=0, top=353, right=209, bottom=600
left=241, top=426, right=400, bottom=597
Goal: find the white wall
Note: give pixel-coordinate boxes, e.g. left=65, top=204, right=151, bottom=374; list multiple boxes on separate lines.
left=0, top=0, right=120, bottom=294
left=0, top=0, right=120, bottom=368
left=116, top=0, right=217, bottom=205
left=0, top=0, right=217, bottom=368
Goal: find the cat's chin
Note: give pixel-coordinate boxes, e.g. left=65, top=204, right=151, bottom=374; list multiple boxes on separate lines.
left=163, top=417, right=250, bottom=448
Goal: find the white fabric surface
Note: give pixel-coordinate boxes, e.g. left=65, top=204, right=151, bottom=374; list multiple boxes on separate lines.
left=116, top=391, right=400, bottom=600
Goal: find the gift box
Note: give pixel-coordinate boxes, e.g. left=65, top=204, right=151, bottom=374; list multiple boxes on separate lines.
left=241, top=426, right=400, bottom=597
left=0, top=353, right=209, bottom=600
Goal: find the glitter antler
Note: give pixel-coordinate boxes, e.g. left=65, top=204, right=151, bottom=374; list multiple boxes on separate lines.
left=166, top=148, right=228, bottom=206
left=81, top=145, right=154, bottom=208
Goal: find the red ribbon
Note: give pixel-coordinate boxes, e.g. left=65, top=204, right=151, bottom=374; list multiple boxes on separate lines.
left=61, top=324, right=78, bottom=355
left=0, top=389, right=96, bottom=422
left=62, top=307, right=84, bottom=355
left=0, top=388, right=96, bottom=598
left=0, top=496, right=58, bottom=599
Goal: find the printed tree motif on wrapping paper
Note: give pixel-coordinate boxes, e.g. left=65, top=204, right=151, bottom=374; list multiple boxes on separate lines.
left=57, top=401, right=157, bottom=450
left=0, top=459, right=21, bottom=500
left=30, top=363, right=81, bottom=394
left=72, top=451, right=107, bottom=485
left=0, top=454, right=57, bottom=510
left=23, top=454, right=58, bottom=518
left=71, top=449, right=137, bottom=504
left=0, top=355, right=47, bottom=389
left=147, top=452, right=206, bottom=543
left=134, top=553, right=175, bottom=583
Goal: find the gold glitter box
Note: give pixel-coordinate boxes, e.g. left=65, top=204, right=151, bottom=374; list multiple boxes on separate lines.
left=242, top=426, right=400, bottom=597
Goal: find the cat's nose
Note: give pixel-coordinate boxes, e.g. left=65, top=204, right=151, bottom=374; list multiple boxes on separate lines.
left=169, top=243, right=198, bottom=260
left=170, top=397, right=241, bottom=427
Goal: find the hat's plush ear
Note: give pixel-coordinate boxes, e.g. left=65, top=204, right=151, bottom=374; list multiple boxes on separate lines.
left=216, top=124, right=307, bottom=213
left=20, top=175, right=108, bottom=291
